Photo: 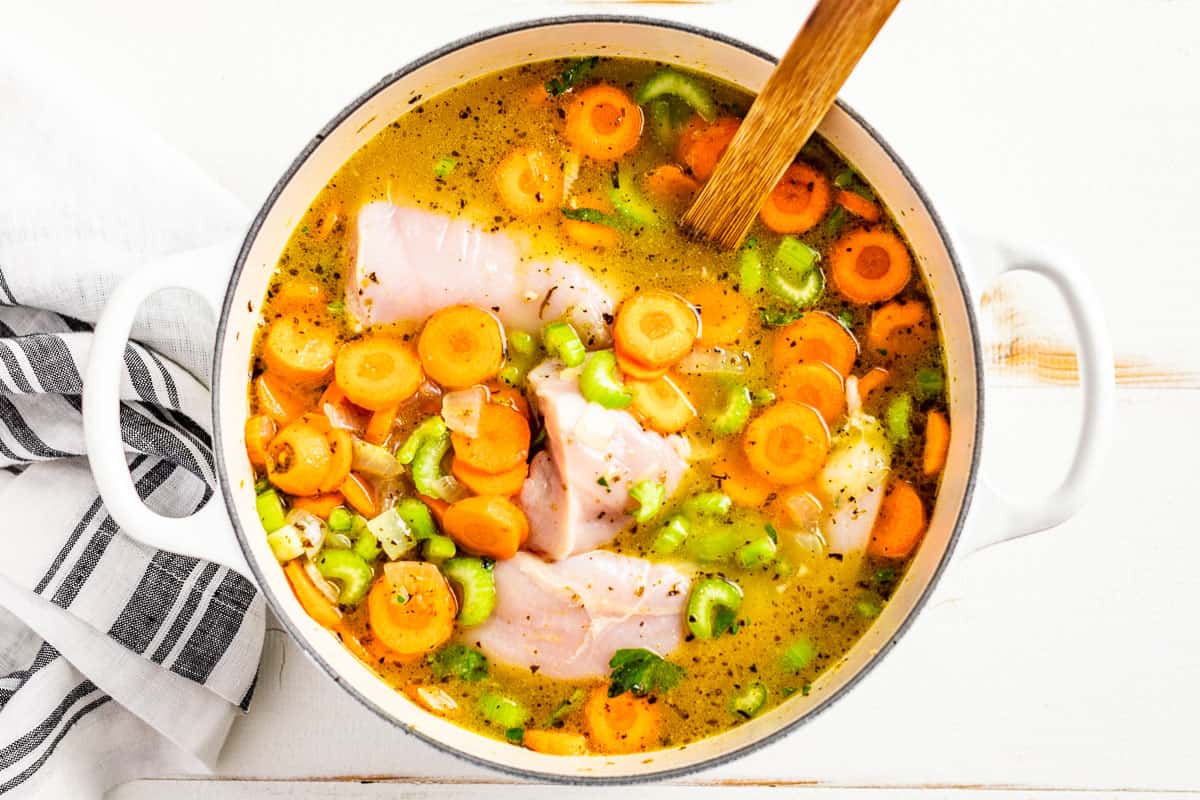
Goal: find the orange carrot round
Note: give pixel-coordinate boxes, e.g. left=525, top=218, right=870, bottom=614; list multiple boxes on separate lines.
left=835, top=189, right=881, bottom=222
left=495, top=148, right=563, bottom=218
left=524, top=729, right=588, bottom=756
left=450, top=403, right=530, bottom=475
left=291, top=492, right=344, bottom=520
left=272, top=280, right=328, bottom=314
left=563, top=84, right=643, bottom=161
left=923, top=410, right=950, bottom=477
left=284, top=560, right=342, bottom=627
left=335, top=336, right=424, bottom=410
left=340, top=472, right=379, bottom=518
left=856, top=366, right=890, bottom=406
left=255, top=374, right=313, bottom=426
left=743, top=401, right=831, bottom=484
left=642, top=164, right=700, bottom=204
left=676, top=116, right=740, bottom=181
left=442, top=495, right=529, bottom=560
left=486, top=382, right=532, bottom=420
left=776, top=360, right=846, bottom=424
left=262, top=315, right=337, bottom=386
left=772, top=311, right=859, bottom=377
left=266, top=420, right=333, bottom=496
left=417, top=306, right=505, bottom=389
left=562, top=195, right=620, bottom=250
left=759, top=163, right=832, bottom=235
left=713, top=449, right=775, bottom=508
left=615, top=347, right=670, bottom=381
left=628, top=375, right=696, bottom=434
left=866, top=300, right=934, bottom=357
left=364, top=403, right=400, bottom=445
left=613, top=290, right=699, bottom=369
left=830, top=228, right=913, bottom=305
left=417, top=495, right=450, bottom=527
left=868, top=479, right=927, bottom=559
left=584, top=687, right=661, bottom=754
left=451, top=457, right=528, bottom=498
left=689, top=283, right=750, bottom=347
left=318, top=428, right=354, bottom=493
left=244, top=414, right=277, bottom=470
left=368, top=562, right=457, bottom=657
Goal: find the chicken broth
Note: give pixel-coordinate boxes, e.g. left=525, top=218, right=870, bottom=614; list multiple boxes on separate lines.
left=248, top=57, right=948, bottom=754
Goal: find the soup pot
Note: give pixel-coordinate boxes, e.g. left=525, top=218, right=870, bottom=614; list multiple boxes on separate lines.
left=81, top=16, right=1115, bottom=782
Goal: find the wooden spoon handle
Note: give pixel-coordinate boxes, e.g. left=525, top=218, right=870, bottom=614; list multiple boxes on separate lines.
left=680, top=0, right=899, bottom=250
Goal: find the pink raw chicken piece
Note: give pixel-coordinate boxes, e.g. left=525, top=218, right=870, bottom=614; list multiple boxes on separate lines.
left=468, top=551, right=691, bottom=680
left=519, top=360, right=690, bottom=560
left=347, top=202, right=614, bottom=343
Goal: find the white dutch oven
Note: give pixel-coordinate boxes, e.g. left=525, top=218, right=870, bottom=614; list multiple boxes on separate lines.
left=80, top=16, right=1115, bottom=783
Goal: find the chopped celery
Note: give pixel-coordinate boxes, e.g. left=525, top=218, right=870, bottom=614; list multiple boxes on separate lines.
left=545, top=688, right=586, bottom=727
left=562, top=206, right=619, bottom=227
left=352, top=526, right=381, bottom=563
left=635, top=68, right=717, bottom=122
left=915, top=368, right=945, bottom=400
left=508, top=330, right=537, bottom=358
left=736, top=533, right=777, bottom=568
left=266, top=524, right=304, bottom=563
left=686, top=577, right=742, bottom=640
left=542, top=320, right=586, bottom=368
left=609, top=162, right=662, bottom=229
left=753, top=388, right=776, bottom=406
left=441, top=557, right=497, bottom=626
left=429, top=643, right=488, bottom=681
left=652, top=515, right=690, bottom=554
left=738, top=238, right=764, bottom=296
left=854, top=591, right=884, bottom=619
left=629, top=480, right=665, bottom=524
left=421, top=534, right=456, bottom=564
left=833, top=169, right=857, bottom=189
left=544, top=56, right=598, bottom=96
left=729, top=683, right=768, bottom=719
left=685, top=526, right=739, bottom=563
left=411, top=427, right=454, bottom=500
left=765, top=236, right=824, bottom=308
left=649, top=98, right=675, bottom=147
left=710, top=383, right=753, bottom=435
left=255, top=489, right=287, bottom=533
left=478, top=692, right=530, bottom=729
left=397, top=416, right=448, bottom=465
left=775, top=236, right=820, bottom=274
left=781, top=636, right=817, bottom=672
left=885, top=393, right=913, bottom=442
left=433, top=156, right=457, bottom=178
left=315, top=549, right=373, bottom=606
left=396, top=497, right=438, bottom=540
left=367, top=507, right=415, bottom=560
left=327, top=506, right=353, bottom=532
left=579, top=350, right=633, bottom=409
left=823, top=204, right=846, bottom=238
left=682, top=492, right=732, bottom=517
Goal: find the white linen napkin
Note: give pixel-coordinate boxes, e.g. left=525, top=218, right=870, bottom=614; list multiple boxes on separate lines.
left=0, top=32, right=264, bottom=799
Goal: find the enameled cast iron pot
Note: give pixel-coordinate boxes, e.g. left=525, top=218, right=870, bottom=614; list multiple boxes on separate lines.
left=81, top=16, right=1116, bottom=783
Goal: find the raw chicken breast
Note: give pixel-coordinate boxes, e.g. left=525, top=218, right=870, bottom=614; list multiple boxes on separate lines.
left=520, top=360, right=690, bottom=560
left=347, top=203, right=614, bottom=342
left=468, top=551, right=690, bottom=680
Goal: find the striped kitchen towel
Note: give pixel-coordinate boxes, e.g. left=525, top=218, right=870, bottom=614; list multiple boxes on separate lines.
left=0, top=33, right=264, bottom=799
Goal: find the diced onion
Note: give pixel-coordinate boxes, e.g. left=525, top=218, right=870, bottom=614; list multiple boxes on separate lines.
left=325, top=532, right=353, bottom=550
left=323, top=399, right=366, bottom=434
left=302, top=557, right=340, bottom=603
left=286, top=509, right=326, bottom=556
left=368, top=507, right=415, bottom=560
left=429, top=473, right=468, bottom=503
left=409, top=685, right=458, bottom=714
left=676, top=348, right=747, bottom=376
left=266, top=524, right=304, bottom=563
left=352, top=438, right=403, bottom=478
left=441, top=385, right=489, bottom=438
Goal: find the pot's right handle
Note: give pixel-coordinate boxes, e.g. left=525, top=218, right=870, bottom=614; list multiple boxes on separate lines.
left=82, top=242, right=252, bottom=578
left=959, top=235, right=1116, bottom=550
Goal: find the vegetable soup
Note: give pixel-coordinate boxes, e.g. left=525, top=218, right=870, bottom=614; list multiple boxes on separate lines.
left=246, top=57, right=948, bottom=755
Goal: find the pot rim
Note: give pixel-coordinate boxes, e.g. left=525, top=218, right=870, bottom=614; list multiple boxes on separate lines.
left=213, top=13, right=984, bottom=784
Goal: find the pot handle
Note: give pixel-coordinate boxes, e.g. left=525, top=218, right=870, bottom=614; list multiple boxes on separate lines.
left=82, top=242, right=252, bottom=578
left=960, top=235, right=1116, bottom=550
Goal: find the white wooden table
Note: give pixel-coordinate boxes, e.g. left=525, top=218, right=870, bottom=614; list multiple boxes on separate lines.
left=12, top=0, right=1198, bottom=796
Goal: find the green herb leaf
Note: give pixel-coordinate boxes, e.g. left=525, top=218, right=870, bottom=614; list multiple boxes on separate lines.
left=561, top=206, right=619, bottom=226
left=759, top=306, right=805, bottom=327
left=607, top=648, right=685, bottom=697
left=545, top=688, right=586, bottom=728
left=429, top=644, right=489, bottom=682
left=545, top=56, right=599, bottom=96
left=505, top=727, right=525, bottom=743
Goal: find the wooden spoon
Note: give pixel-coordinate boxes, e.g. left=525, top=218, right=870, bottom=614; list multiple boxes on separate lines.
left=679, top=0, right=900, bottom=250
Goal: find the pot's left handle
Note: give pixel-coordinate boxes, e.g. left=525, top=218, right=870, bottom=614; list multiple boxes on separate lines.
left=82, top=242, right=252, bottom=578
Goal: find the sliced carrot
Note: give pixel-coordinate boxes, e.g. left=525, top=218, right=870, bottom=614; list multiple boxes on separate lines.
left=564, top=84, right=643, bottom=161
left=365, top=403, right=400, bottom=445
left=923, top=410, right=950, bottom=477
left=835, top=189, right=881, bottom=222
left=417, top=495, right=449, bottom=527
left=524, top=729, right=588, bottom=756
left=255, top=374, right=313, bottom=426
left=450, top=403, right=530, bottom=475
left=713, top=448, right=776, bottom=508
left=451, top=457, right=528, bottom=497
left=442, top=495, right=529, bottom=560
left=562, top=195, right=620, bottom=250
left=262, top=315, right=337, bottom=386
left=759, top=162, right=832, bottom=235
left=417, top=306, right=505, bottom=389
left=868, top=479, right=927, bottom=559
left=642, top=164, right=699, bottom=204
left=689, top=283, right=750, bottom=347
left=367, top=562, right=457, bottom=657
left=676, top=116, right=740, bottom=181
left=613, top=290, right=699, bottom=369
left=272, top=280, right=328, bottom=314
left=830, top=228, right=913, bottom=305
left=584, top=687, right=660, bottom=755
left=335, top=335, right=424, bottom=411
left=866, top=300, right=934, bottom=358
left=776, top=361, right=846, bottom=424
left=297, top=411, right=333, bottom=434
left=244, top=414, right=277, bottom=470
left=284, top=560, right=341, bottom=628
left=743, top=401, right=831, bottom=484
left=340, top=472, right=379, bottom=518
left=291, top=492, right=344, bottom=520
left=628, top=375, right=696, bottom=434
left=319, top=428, right=354, bottom=493
left=266, top=420, right=333, bottom=496
left=495, top=148, right=564, bottom=218
left=615, top=347, right=670, bottom=381
left=856, top=366, right=890, bottom=406
left=772, top=311, right=859, bottom=377
left=486, top=382, right=531, bottom=420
